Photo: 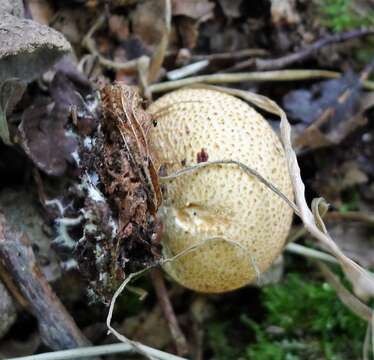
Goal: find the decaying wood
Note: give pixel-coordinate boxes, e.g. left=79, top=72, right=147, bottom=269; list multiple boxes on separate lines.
left=0, top=212, right=88, bottom=350
left=76, top=83, right=162, bottom=302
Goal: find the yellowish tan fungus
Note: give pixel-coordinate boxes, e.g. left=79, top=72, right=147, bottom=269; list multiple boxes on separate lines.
left=148, top=88, right=294, bottom=293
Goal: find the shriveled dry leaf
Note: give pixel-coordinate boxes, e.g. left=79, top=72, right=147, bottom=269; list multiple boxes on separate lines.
left=284, top=72, right=372, bottom=150
left=132, top=0, right=166, bottom=47
left=19, top=101, right=77, bottom=176
left=284, top=72, right=360, bottom=125
left=50, top=9, right=83, bottom=45
left=327, top=222, right=374, bottom=269
left=109, top=15, right=130, bottom=42
left=18, top=72, right=92, bottom=176
left=119, top=306, right=172, bottom=349
left=217, top=0, right=243, bottom=19
left=313, top=160, right=368, bottom=205
left=270, top=0, right=300, bottom=25
left=28, top=0, right=54, bottom=25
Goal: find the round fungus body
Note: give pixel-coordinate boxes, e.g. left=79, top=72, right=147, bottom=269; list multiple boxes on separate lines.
left=148, top=88, right=294, bottom=293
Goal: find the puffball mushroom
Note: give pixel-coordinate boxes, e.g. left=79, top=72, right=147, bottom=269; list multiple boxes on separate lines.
left=147, top=88, right=294, bottom=293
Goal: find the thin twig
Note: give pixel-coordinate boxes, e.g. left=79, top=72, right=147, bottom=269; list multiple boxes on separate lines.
left=325, top=211, right=374, bottom=225
left=231, top=28, right=374, bottom=71
left=285, top=242, right=338, bottom=265
left=191, top=48, right=268, bottom=62
left=150, top=269, right=189, bottom=356
left=9, top=342, right=186, bottom=360
left=148, top=70, right=374, bottom=93
left=167, top=60, right=209, bottom=80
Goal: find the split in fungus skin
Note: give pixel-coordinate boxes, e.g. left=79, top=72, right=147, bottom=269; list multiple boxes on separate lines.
left=147, top=88, right=294, bottom=293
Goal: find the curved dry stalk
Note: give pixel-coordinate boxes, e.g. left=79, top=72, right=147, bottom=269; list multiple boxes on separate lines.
left=318, top=262, right=372, bottom=322
left=106, top=268, right=157, bottom=360
left=106, top=236, right=260, bottom=358
left=317, top=262, right=374, bottom=359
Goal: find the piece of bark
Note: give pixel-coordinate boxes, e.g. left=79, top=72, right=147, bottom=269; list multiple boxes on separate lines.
left=0, top=212, right=88, bottom=350
left=0, top=12, right=71, bottom=83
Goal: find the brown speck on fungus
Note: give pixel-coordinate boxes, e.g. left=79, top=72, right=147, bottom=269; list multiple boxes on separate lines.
left=196, top=148, right=209, bottom=163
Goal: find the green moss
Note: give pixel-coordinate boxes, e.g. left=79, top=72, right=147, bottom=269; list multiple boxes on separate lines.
left=207, top=321, right=241, bottom=360
left=206, top=273, right=368, bottom=360
left=319, top=0, right=374, bottom=70
left=245, top=273, right=367, bottom=359
left=340, top=188, right=360, bottom=212
left=318, top=0, right=374, bottom=32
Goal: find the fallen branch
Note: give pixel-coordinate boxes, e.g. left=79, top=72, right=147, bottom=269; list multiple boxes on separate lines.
left=0, top=212, right=88, bottom=350
left=231, top=27, right=374, bottom=71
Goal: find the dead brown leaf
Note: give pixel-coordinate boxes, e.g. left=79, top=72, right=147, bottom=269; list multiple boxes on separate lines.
left=327, top=222, right=374, bottom=269
left=270, top=0, right=300, bottom=25
left=172, top=0, right=215, bottom=20
left=132, top=0, right=166, bottom=47
left=28, top=0, right=54, bottom=25
left=109, top=15, right=130, bottom=42
left=217, top=0, right=242, bottom=19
